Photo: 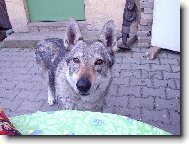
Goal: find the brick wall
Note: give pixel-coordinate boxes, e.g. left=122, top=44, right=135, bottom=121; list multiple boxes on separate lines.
left=137, top=0, right=154, bottom=48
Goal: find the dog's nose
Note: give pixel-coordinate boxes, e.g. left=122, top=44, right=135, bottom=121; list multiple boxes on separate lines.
left=76, top=77, right=91, bottom=93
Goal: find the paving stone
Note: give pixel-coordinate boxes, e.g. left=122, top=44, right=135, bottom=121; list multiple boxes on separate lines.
left=122, top=57, right=141, bottom=64
left=169, top=110, right=180, bottom=125
left=25, top=61, right=38, bottom=70
left=141, top=70, right=163, bottom=80
left=106, top=84, right=119, bottom=96
left=163, top=72, right=180, bottom=79
left=156, top=51, right=168, bottom=59
left=174, top=79, right=180, bottom=90
left=17, top=100, right=44, bottom=112
left=102, top=105, right=115, bottom=114
left=27, top=67, right=39, bottom=75
left=121, top=69, right=141, bottom=78
left=0, top=67, right=15, bottom=74
left=129, top=96, right=154, bottom=110
left=120, top=63, right=133, bottom=70
left=0, top=52, right=13, bottom=57
left=167, top=53, right=180, bottom=59
left=112, top=63, right=131, bottom=71
left=15, top=82, right=34, bottom=91
left=151, top=64, right=171, bottom=72
left=140, top=47, right=148, bottom=53
left=105, top=96, right=129, bottom=109
left=154, top=79, right=176, bottom=89
left=6, top=48, right=22, bottom=52
left=149, top=121, right=180, bottom=135
left=2, top=108, right=16, bottom=117
left=160, top=58, right=179, bottom=65
left=0, top=98, right=23, bottom=110
left=0, top=48, right=10, bottom=52
left=112, top=77, right=130, bottom=86
left=142, top=108, right=169, bottom=123
left=0, top=88, right=18, bottom=100
left=114, top=107, right=142, bottom=120
left=0, top=61, right=13, bottom=67
left=9, top=55, right=26, bottom=62
left=131, top=63, right=151, bottom=71
left=13, top=67, right=29, bottom=74
left=130, top=77, right=142, bottom=86
left=157, top=54, right=168, bottom=60
left=132, top=52, right=145, bottom=58
left=141, top=57, right=160, bottom=64
left=39, top=101, right=59, bottom=112
left=155, top=97, right=180, bottom=112
left=0, top=80, right=17, bottom=90
left=171, top=65, right=180, bottom=73
left=22, top=51, right=35, bottom=58
left=112, top=69, right=121, bottom=78
left=0, top=56, right=11, bottom=61
left=0, top=73, right=15, bottom=81
left=114, top=57, right=123, bottom=64
left=142, top=86, right=166, bottom=98
left=105, top=105, right=123, bottom=116
left=14, top=110, right=33, bottom=117
left=16, top=89, right=41, bottom=101
left=11, top=61, right=28, bottom=68
left=116, top=51, right=132, bottom=58
left=166, top=88, right=180, bottom=99
left=142, top=78, right=153, bottom=87
left=24, top=56, right=36, bottom=61
left=103, top=106, right=141, bottom=120
left=178, top=58, right=180, bottom=65
left=31, top=81, right=46, bottom=91
left=118, top=85, right=141, bottom=97
left=29, top=74, right=43, bottom=82
left=34, top=89, right=47, bottom=101
left=112, top=64, right=125, bottom=71
left=13, top=74, right=33, bottom=82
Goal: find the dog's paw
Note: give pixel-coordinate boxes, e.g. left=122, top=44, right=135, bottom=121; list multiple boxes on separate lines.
left=48, top=97, right=55, bottom=106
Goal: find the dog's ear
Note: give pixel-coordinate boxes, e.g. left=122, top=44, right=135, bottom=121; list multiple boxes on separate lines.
left=99, top=20, right=117, bottom=53
left=64, top=18, right=83, bottom=51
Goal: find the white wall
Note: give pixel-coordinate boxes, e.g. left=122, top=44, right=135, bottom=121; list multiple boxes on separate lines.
left=151, top=0, right=180, bottom=52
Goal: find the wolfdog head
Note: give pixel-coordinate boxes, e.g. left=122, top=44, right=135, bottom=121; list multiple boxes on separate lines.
left=63, top=18, right=117, bottom=96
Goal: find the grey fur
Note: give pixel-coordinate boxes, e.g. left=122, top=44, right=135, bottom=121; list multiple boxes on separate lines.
left=35, top=18, right=116, bottom=111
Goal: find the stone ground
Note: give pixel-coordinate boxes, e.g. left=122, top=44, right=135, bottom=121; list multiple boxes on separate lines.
left=0, top=44, right=180, bottom=135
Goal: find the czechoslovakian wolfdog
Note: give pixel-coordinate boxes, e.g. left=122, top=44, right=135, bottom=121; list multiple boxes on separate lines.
left=35, top=18, right=117, bottom=111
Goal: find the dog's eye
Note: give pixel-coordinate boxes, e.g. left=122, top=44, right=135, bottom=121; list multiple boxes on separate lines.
left=73, top=58, right=80, bottom=63
left=95, top=59, right=104, bottom=65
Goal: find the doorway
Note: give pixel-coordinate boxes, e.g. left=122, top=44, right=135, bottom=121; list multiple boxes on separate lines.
left=27, top=0, right=85, bottom=22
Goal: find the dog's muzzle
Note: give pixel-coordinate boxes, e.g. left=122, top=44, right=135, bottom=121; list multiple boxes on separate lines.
left=76, top=77, right=91, bottom=95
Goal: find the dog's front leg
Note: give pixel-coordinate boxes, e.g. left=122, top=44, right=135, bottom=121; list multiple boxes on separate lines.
left=48, top=85, right=55, bottom=105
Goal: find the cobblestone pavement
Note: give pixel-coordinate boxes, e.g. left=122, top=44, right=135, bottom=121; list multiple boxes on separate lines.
left=0, top=45, right=180, bottom=135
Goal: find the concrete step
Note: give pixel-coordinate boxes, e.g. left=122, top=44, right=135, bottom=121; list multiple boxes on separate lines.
left=2, top=31, right=99, bottom=48
left=28, top=21, right=87, bottom=32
